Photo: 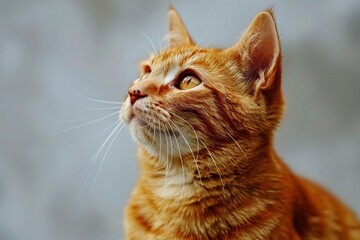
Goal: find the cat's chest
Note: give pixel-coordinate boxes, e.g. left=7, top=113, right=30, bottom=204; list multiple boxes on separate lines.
left=126, top=179, right=289, bottom=240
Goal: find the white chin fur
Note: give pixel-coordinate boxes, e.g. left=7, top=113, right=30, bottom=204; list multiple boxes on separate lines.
left=121, top=98, right=198, bottom=161
left=129, top=120, right=196, bottom=161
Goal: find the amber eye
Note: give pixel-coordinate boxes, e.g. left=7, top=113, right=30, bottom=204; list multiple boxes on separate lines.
left=177, top=75, right=201, bottom=90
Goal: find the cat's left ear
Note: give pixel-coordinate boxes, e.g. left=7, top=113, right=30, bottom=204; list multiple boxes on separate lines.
left=167, top=6, right=195, bottom=48
left=227, top=9, right=281, bottom=91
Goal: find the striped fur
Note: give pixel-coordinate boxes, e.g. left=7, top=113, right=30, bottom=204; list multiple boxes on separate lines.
left=121, top=8, right=360, bottom=240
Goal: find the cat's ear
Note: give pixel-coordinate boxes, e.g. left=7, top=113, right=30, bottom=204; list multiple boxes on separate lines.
left=228, top=9, right=281, bottom=90
left=167, top=6, right=195, bottom=48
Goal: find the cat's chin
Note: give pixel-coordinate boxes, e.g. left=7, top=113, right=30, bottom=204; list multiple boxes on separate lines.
left=129, top=115, right=146, bottom=128
left=128, top=118, right=194, bottom=161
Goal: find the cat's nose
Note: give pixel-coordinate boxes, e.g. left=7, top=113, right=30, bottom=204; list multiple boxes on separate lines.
left=128, top=89, right=147, bottom=105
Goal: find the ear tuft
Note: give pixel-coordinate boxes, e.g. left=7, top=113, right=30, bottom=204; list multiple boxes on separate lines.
left=167, top=7, right=195, bottom=48
left=264, top=7, right=275, bottom=17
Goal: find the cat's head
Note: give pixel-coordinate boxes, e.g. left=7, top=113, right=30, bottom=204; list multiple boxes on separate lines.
left=120, top=8, right=284, bottom=162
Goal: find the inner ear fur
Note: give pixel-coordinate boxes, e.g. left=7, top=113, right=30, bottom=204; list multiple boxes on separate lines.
left=227, top=9, right=281, bottom=91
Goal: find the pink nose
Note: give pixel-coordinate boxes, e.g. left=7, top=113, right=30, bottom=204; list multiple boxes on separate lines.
left=128, top=89, right=147, bottom=105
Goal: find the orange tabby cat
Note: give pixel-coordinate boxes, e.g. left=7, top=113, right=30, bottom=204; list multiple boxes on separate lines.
left=120, top=7, right=360, bottom=240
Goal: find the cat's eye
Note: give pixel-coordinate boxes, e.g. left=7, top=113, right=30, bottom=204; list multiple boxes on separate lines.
left=177, top=75, right=201, bottom=90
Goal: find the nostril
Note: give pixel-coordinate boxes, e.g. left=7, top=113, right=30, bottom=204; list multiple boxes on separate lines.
left=128, top=89, right=147, bottom=105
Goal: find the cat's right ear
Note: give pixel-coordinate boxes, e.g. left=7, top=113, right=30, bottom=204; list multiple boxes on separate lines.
left=167, top=6, right=195, bottom=48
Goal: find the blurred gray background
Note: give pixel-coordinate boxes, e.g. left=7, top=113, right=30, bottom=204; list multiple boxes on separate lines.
left=1, top=0, right=359, bottom=239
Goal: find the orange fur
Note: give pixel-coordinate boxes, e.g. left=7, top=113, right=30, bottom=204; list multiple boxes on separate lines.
left=120, top=8, right=360, bottom=240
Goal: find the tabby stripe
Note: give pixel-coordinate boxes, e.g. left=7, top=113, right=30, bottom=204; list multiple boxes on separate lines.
left=205, top=85, right=241, bottom=134
left=175, top=106, right=218, bottom=137
left=223, top=206, right=280, bottom=239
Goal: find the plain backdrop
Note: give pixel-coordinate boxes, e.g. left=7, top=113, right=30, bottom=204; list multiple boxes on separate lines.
left=0, top=1, right=359, bottom=239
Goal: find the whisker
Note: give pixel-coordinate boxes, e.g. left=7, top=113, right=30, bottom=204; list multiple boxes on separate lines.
left=166, top=122, right=186, bottom=198
left=55, top=111, right=119, bottom=135
left=196, top=27, right=210, bottom=47
left=128, top=25, right=158, bottom=54
left=129, top=42, right=154, bottom=56
left=75, top=92, right=123, bottom=105
left=81, top=106, right=122, bottom=111
left=156, top=28, right=165, bottom=51
left=92, top=119, right=122, bottom=141
left=162, top=123, right=171, bottom=194
left=147, top=112, right=157, bottom=151
left=158, top=117, right=162, bottom=161
left=169, top=112, right=200, bottom=161
left=167, top=112, right=203, bottom=187
left=158, top=119, right=165, bottom=169
left=168, top=118, right=203, bottom=188
left=55, top=117, right=90, bottom=123
left=91, top=124, right=126, bottom=190
left=62, top=119, right=122, bottom=153
left=200, top=139, right=226, bottom=199
left=77, top=122, right=123, bottom=191
left=62, top=133, right=91, bottom=152
left=225, top=130, right=248, bottom=160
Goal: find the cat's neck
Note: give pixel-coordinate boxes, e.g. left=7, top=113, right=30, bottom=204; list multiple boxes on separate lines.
left=130, top=141, right=297, bottom=239
left=136, top=139, right=287, bottom=200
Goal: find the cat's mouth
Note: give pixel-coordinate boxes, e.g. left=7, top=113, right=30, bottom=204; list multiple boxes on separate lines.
left=121, top=99, right=182, bottom=150
left=126, top=100, right=173, bottom=133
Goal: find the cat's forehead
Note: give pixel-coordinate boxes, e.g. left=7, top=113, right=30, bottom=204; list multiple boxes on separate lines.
left=148, top=47, right=217, bottom=75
